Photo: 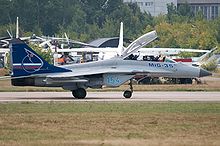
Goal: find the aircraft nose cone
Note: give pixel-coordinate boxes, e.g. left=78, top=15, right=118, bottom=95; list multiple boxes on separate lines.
left=199, top=68, right=212, bottom=77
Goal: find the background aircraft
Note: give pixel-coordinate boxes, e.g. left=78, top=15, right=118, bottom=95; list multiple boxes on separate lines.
left=54, top=22, right=157, bottom=61
left=0, top=17, right=95, bottom=49
left=58, top=22, right=213, bottom=66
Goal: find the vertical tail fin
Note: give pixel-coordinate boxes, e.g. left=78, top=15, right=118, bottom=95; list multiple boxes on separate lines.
left=10, top=39, right=70, bottom=77
left=117, top=22, right=124, bottom=56
left=196, top=47, right=218, bottom=66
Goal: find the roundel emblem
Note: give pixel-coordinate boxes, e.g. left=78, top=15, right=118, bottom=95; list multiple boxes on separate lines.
left=21, top=48, right=44, bottom=73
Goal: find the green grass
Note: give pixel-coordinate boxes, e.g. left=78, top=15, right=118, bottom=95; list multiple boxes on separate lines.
left=0, top=102, right=220, bottom=113
left=1, top=84, right=220, bottom=92
left=0, top=102, right=220, bottom=146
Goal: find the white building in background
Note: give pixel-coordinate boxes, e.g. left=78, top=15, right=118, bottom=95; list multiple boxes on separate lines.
left=178, top=0, right=220, bottom=20
left=123, top=0, right=220, bottom=20
left=123, top=0, right=177, bottom=16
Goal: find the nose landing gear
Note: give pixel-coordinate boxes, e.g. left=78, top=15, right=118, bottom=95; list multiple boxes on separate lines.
left=123, top=79, right=133, bottom=98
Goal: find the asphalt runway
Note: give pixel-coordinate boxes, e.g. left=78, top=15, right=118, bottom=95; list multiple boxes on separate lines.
left=0, top=92, right=219, bottom=102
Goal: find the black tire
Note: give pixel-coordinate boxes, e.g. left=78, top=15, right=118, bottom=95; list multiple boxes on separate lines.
left=75, top=88, right=87, bottom=99
left=123, top=90, right=132, bottom=98
left=71, top=90, right=77, bottom=98
left=71, top=88, right=87, bottom=99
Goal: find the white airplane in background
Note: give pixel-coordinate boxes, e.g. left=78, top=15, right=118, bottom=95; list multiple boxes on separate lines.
left=53, top=22, right=158, bottom=63
left=0, top=17, right=94, bottom=49
left=38, top=33, right=97, bottom=49
left=56, top=22, right=212, bottom=63
left=138, top=47, right=210, bottom=56
left=139, top=47, right=217, bottom=66
left=191, top=47, right=218, bottom=66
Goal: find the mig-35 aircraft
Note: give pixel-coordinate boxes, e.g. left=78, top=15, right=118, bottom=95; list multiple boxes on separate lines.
left=9, top=33, right=211, bottom=99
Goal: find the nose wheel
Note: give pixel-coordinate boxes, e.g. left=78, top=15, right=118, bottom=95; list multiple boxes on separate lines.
left=123, top=90, right=132, bottom=98
left=72, top=88, right=87, bottom=99
left=123, top=79, right=133, bottom=98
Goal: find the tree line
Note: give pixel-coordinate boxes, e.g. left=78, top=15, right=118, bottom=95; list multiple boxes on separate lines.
left=0, top=0, right=220, bottom=50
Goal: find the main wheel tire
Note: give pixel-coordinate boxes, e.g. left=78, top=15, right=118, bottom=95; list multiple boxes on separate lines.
left=72, top=88, right=87, bottom=99
left=75, top=88, right=87, bottom=99
left=123, top=90, right=132, bottom=98
left=72, top=90, right=77, bottom=98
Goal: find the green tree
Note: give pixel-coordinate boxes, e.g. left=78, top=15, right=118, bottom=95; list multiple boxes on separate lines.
left=154, top=20, right=217, bottom=49
left=166, top=2, right=177, bottom=23
left=0, top=0, right=219, bottom=52
left=30, top=44, right=53, bottom=64
left=177, top=2, right=194, bottom=18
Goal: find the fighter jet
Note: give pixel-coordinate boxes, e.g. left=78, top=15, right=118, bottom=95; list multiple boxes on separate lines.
left=9, top=36, right=211, bottom=99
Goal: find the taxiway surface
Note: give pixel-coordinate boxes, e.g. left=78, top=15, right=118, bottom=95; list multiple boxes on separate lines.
left=0, top=92, right=219, bottom=102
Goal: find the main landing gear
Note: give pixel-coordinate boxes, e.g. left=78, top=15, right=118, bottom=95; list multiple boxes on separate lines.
left=123, top=79, right=133, bottom=98
left=72, top=88, right=87, bottom=99
left=71, top=80, right=134, bottom=99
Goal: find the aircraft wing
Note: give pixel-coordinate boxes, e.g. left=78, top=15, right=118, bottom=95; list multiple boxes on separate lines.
left=139, top=48, right=210, bottom=55
left=20, top=37, right=31, bottom=41
left=40, top=36, right=97, bottom=47
left=29, top=66, right=171, bottom=87
left=68, top=39, right=97, bottom=47
left=1, top=65, right=170, bottom=82
left=56, top=47, right=117, bottom=53
left=45, top=66, right=172, bottom=79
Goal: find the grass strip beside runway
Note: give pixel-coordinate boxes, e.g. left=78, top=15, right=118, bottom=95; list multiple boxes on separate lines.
left=1, top=84, right=220, bottom=92
left=0, top=102, right=220, bottom=146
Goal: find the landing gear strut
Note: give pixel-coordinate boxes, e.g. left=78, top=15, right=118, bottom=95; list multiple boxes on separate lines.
left=123, top=79, right=133, bottom=98
left=72, top=88, right=87, bottom=99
